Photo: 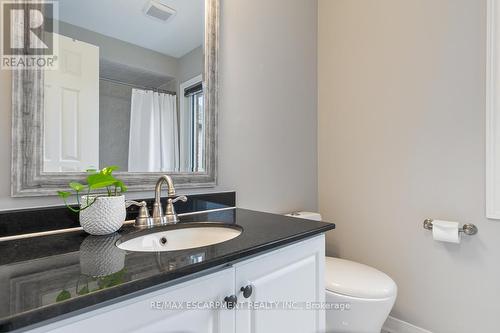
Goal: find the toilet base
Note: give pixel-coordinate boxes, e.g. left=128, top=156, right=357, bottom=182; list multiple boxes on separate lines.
left=325, top=290, right=395, bottom=333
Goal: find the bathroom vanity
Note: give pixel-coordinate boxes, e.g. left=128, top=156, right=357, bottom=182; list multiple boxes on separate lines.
left=0, top=194, right=335, bottom=332
left=27, top=235, right=325, bottom=333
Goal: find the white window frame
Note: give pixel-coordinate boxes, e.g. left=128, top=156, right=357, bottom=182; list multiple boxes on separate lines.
left=179, top=75, right=203, bottom=172
left=487, top=0, right=500, bottom=218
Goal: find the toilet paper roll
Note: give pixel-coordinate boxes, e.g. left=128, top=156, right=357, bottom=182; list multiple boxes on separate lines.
left=432, top=220, right=461, bottom=244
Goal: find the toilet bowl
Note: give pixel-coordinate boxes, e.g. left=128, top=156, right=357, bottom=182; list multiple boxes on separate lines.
left=285, top=212, right=397, bottom=333
left=325, top=257, right=397, bottom=333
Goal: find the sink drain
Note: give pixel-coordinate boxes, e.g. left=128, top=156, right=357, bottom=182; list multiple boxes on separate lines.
left=159, top=237, right=168, bottom=246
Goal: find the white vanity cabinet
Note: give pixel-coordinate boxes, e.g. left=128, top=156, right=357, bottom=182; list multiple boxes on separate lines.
left=27, top=235, right=325, bottom=333
left=234, top=235, right=325, bottom=333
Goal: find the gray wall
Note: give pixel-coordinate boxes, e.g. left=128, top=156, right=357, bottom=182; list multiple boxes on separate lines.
left=178, top=45, right=203, bottom=84
left=318, top=0, right=500, bottom=332
left=0, top=0, right=318, bottom=213
left=59, top=21, right=179, bottom=79
left=217, top=0, right=318, bottom=212
left=99, top=80, right=131, bottom=171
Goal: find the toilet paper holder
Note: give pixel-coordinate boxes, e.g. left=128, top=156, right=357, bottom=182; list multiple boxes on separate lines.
left=423, top=219, right=478, bottom=236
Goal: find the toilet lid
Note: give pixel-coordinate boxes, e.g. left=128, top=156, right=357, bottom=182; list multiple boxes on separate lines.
left=325, top=257, right=397, bottom=299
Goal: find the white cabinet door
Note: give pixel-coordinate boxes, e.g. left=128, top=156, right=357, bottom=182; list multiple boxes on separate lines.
left=234, top=235, right=325, bottom=333
left=30, top=268, right=235, bottom=333
left=43, top=34, right=100, bottom=172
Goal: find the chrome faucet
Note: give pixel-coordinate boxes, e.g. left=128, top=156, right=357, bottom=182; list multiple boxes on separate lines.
left=152, top=175, right=187, bottom=225
left=132, top=175, right=187, bottom=228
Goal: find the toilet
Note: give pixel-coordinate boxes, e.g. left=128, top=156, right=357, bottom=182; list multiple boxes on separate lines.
left=286, top=212, right=397, bottom=333
left=325, top=257, right=397, bottom=333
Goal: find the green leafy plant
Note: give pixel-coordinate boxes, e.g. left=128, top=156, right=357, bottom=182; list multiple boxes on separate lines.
left=56, top=289, right=71, bottom=302
left=56, top=270, right=127, bottom=303
left=57, top=166, right=128, bottom=213
left=96, top=269, right=126, bottom=290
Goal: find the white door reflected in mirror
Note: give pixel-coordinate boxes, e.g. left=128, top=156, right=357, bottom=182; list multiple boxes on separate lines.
left=43, top=34, right=100, bottom=172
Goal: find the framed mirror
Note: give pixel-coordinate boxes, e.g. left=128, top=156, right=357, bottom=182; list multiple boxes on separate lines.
left=11, top=0, right=219, bottom=197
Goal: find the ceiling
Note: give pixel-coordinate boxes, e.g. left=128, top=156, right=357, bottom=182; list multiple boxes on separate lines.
left=58, top=0, right=204, bottom=58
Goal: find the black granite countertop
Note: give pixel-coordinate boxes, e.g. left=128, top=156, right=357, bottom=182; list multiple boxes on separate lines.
left=0, top=207, right=335, bottom=332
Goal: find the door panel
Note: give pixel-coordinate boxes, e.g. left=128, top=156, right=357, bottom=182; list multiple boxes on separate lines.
left=43, top=34, right=99, bottom=172
left=235, top=236, right=325, bottom=333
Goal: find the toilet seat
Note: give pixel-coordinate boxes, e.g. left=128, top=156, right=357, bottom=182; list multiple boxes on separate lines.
left=325, top=257, right=397, bottom=299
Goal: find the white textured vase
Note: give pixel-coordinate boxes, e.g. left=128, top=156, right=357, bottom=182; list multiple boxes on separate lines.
left=80, top=234, right=126, bottom=277
left=79, top=195, right=126, bottom=235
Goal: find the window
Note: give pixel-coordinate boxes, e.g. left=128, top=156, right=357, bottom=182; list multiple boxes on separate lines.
left=190, top=89, right=205, bottom=172
left=179, top=75, right=205, bottom=173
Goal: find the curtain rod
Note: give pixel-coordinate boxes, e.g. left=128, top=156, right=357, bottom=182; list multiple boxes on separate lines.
left=99, top=77, right=177, bottom=95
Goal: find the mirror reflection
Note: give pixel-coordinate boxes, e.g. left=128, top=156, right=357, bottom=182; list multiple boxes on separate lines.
left=43, top=0, right=205, bottom=174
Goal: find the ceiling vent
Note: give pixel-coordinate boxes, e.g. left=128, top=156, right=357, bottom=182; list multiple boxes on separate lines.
left=144, top=0, right=176, bottom=22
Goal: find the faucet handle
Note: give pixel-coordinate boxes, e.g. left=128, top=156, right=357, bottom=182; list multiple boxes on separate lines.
left=126, top=200, right=146, bottom=208
left=169, top=195, right=188, bottom=204
left=126, top=201, right=153, bottom=228
left=164, top=196, right=188, bottom=224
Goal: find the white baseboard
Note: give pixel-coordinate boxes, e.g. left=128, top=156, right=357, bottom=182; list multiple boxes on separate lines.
left=383, top=316, right=433, bottom=333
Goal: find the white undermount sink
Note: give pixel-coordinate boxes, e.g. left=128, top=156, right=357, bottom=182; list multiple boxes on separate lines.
left=116, top=224, right=242, bottom=252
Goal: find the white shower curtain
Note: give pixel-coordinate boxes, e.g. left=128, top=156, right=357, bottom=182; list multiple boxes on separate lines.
left=128, top=89, right=179, bottom=172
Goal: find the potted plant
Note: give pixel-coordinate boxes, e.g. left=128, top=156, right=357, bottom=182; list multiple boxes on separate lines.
left=56, top=234, right=127, bottom=303
left=58, top=166, right=128, bottom=235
